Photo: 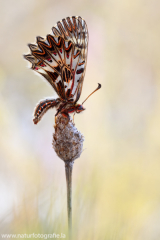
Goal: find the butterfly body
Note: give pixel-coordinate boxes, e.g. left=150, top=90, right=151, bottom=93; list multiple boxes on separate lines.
left=33, top=98, right=85, bottom=124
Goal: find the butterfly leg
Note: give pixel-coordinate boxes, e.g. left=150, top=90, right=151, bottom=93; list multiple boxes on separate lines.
left=55, top=115, right=57, bottom=124
left=73, top=113, right=76, bottom=123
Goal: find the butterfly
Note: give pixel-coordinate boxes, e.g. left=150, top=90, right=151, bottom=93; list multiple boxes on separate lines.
left=24, top=16, right=101, bottom=124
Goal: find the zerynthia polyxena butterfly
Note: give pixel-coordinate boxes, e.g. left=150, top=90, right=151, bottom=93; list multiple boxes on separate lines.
left=24, top=16, right=101, bottom=124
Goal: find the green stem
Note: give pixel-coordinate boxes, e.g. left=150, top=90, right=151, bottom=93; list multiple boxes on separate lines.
left=65, top=161, right=73, bottom=240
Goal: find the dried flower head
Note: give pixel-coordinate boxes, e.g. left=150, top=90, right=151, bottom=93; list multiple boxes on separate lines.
left=53, top=114, right=84, bottom=162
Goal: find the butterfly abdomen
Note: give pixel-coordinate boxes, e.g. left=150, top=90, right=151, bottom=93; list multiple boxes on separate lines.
left=33, top=98, right=60, bottom=124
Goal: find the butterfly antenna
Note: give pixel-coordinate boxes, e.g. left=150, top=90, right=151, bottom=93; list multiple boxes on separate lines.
left=82, top=83, right=101, bottom=105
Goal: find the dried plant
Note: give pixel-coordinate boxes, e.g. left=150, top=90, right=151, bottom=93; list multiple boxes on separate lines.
left=53, top=114, right=84, bottom=238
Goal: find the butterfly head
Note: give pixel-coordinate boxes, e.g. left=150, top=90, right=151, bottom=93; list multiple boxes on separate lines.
left=75, top=104, right=85, bottom=114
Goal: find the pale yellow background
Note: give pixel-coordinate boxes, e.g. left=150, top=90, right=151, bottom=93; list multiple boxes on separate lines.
left=0, top=0, right=160, bottom=239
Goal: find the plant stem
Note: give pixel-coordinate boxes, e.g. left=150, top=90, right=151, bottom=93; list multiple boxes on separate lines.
left=65, top=161, right=73, bottom=240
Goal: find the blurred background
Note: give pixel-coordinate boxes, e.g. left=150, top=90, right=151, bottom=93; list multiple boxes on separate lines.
left=0, top=0, right=160, bottom=239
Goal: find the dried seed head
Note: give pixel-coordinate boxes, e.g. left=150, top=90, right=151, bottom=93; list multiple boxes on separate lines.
left=53, top=114, right=84, bottom=162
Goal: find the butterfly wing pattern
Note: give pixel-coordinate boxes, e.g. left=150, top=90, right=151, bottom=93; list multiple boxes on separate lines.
left=24, top=16, right=89, bottom=124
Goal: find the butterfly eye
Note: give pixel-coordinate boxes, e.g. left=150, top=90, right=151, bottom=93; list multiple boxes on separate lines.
left=76, top=105, right=85, bottom=113
left=78, top=106, right=83, bottom=110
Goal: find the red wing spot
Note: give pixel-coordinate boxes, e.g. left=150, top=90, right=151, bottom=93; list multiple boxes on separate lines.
left=47, top=58, right=52, bottom=62
left=53, top=52, right=57, bottom=56
left=60, top=49, right=62, bottom=53
left=35, top=67, right=39, bottom=70
left=67, top=53, right=69, bottom=58
left=40, top=63, right=46, bottom=67
left=76, top=68, right=84, bottom=74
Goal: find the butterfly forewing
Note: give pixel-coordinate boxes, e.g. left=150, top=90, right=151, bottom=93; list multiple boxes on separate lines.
left=24, top=16, right=88, bottom=103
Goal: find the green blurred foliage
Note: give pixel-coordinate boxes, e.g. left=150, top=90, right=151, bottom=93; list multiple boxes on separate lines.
left=0, top=0, right=160, bottom=239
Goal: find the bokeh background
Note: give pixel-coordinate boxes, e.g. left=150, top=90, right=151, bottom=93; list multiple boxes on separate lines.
left=0, top=0, right=160, bottom=239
